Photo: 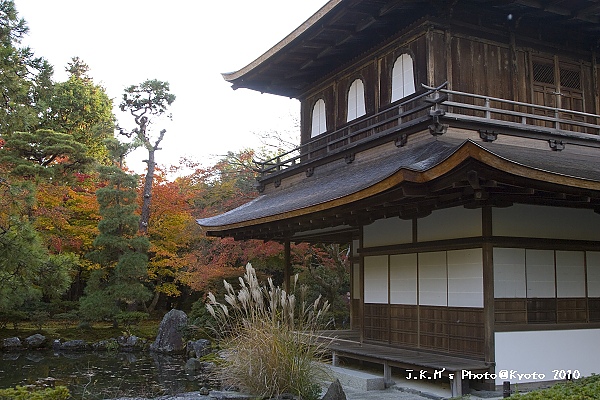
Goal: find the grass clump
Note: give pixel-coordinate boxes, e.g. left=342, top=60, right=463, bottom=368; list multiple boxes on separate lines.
left=206, top=262, right=331, bottom=400
left=512, top=374, right=600, bottom=399
left=0, top=386, right=70, bottom=400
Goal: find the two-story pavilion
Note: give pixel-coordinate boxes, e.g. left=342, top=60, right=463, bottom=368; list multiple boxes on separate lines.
left=198, top=0, right=600, bottom=394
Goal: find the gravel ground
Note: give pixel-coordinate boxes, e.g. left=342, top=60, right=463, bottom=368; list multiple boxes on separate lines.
left=108, top=384, right=506, bottom=400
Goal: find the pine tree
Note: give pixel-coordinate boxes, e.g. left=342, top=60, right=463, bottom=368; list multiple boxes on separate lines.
left=80, top=140, right=151, bottom=322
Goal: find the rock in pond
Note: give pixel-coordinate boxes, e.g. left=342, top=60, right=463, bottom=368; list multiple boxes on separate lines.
left=118, top=335, right=146, bottom=351
left=150, top=309, right=188, bottom=354
left=2, top=337, right=22, bottom=350
left=25, top=334, right=47, bottom=349
left=59, top=339, right=90, bottom=351
left=185, top=358, right=216, bottom=376
left=187, top=339, right=212, bottom=358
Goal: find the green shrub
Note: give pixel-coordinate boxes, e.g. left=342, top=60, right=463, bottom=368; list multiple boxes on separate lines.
left=0, top=386, right=70, bottom=400
left=206, top=262, right=331, bottom=400
left=186, top=299, right=213, bottom=340
left=27, top=311, right=50, bottom=330
left=47, top=300, right=79, bottom=315
left=77, top=320, right=92, bottom=331
left=115, top=311, right=149, bottom=332
left=512, top=374, right=600, bottom=399
left=0, top=310, right=28, bottom=329
left=105, top=338, right=119, bottom=352
left=53, top=311, right=79, bottom=329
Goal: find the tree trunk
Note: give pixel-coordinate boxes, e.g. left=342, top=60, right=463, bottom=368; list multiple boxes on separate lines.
left=139, top=148, right=155, bottom=234
left=147, top=290, right=161, bottom=313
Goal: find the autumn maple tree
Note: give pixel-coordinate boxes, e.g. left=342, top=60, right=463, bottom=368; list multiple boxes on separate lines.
left=144, top=166, right=199, bottom=312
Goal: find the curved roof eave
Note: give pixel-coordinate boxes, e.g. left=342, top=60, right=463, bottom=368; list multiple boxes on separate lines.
left=221, top=0, right=343, bottom=85
left=197, top=139, right=600, bottom=233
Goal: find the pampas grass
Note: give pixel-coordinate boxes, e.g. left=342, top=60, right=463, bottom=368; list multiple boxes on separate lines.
left=206, top=263, right=330, bottom=400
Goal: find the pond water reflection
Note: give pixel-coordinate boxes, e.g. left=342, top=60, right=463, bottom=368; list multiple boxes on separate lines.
left=0, top=350, right=202, bottom=399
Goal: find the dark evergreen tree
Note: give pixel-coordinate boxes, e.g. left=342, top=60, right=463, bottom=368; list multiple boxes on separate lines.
left=0, top=0, right=53, bottom=136
left=0, top=129, right=92, bottom=181
left=39, top=57, right=114, bottom=164
left=80, top=140, right=151, bottom=322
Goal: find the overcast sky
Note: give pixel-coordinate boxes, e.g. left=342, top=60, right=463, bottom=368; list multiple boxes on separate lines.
left=13, top=0, right=329, bottom=173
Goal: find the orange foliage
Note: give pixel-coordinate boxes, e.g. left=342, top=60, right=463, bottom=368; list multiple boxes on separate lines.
left=33, top=175, right=100, bottom=254
left=145, top=167, right=199, bottom=298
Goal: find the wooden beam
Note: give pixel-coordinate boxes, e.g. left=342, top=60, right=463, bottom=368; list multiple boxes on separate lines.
left=284, top=240, right=291, bottom=293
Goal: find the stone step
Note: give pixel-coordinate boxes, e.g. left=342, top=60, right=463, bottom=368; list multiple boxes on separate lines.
left=328, top=365, right=387, bottom=391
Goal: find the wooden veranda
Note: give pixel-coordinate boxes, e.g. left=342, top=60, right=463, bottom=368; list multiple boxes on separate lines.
left=316, top=330, right=493, bottom=397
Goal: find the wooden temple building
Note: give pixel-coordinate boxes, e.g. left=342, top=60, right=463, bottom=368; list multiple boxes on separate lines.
left=198, top=0, right=600, bottom=394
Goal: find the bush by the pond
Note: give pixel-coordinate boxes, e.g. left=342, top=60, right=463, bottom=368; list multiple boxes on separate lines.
left=115, top=311, right=149, bottom=332
left=512, top=374, right=600, bottom=399
left=206, top=263, right=331, bottom=400
left=0, top=311, right=27, bottom=329
left=0, top=386, right=70, bottom=400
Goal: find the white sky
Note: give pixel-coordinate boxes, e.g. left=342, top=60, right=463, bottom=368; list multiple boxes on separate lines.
left=13, top=0, right=329, bottom=174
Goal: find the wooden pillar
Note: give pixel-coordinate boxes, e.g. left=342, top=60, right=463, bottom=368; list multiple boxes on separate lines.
left=284, top=240, right=291, bottom=293
left=427, top=27, right=436, bottom=86
left=592, top=50, right=599, bottom=116
left=359, top=227, right=365, bottom=343
left=482, top=206, right=496, bottom=389
left=451, top=372, right=464, bottom=397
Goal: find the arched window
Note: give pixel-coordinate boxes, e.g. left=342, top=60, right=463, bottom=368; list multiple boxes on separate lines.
left=311, top=99, right=327, bottom=138
left=391, top=54, right=416, bottom=102
left=347, top=79, right=366, bottom=122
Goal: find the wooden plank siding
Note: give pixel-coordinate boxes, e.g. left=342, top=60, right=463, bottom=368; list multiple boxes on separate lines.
left=299, top=19, right=600, bottom=148
left=496, top=297, right=597, bottom=327
left=390, top=304, right=418, bottom=346
left=363, top=303, right=485, bottom=360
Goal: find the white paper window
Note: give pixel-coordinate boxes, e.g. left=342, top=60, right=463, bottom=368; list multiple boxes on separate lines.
left=555, top=251, right=585, bottom=297
left=311, top=99, right=327, bottom=137
left=417, top=207, right=482, bottom=242
left=363, top=217, right=412, bottom=247
left=390, top=254, right=417, bottom=305
left=418, top=252, right=447, bottom=306
left=587, top=252, right=600, bottom=297
left=347, top=79, right=366, bottom=121
left=493, top=205, right=600, bottom=241
left=364, top=255, right=388, bottom=304
left=447, top=249, right=483, bottom=307
left=493, top=248, right=526, bottom=298
left=526, top=249, right=555, bottom=298
left=391, top=54, right=416, bottom=102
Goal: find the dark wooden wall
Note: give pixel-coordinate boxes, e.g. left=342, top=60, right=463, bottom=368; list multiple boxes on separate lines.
left=495, top=297, right=600, bottom=328
left=298, top=19, right=599, bottom=145
left=363, top=303, right=485, bottom=359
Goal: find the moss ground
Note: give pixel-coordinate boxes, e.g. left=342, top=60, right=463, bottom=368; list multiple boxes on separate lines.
left=0, top=319, right=160, bottom=343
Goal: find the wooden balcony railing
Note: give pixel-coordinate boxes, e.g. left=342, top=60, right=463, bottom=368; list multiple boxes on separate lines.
left=254, top=82, right=600, bottom=181
left=422, top=84, right=600, bottom=137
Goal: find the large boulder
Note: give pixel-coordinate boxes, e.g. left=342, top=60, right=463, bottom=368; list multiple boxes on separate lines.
left=150, top=309, right=188, bottom=354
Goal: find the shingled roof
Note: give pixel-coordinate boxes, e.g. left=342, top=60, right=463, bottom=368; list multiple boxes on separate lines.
left=223, top=0, right=600, bottom=97
left=197, top=138, right=600, bottom=238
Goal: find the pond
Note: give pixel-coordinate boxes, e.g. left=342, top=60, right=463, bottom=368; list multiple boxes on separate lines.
left=0, top=350, right=205, bottom=399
